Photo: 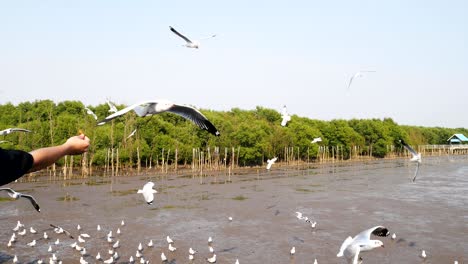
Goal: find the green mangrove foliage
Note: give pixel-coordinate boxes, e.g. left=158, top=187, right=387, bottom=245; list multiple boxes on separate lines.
left=0, top=101, right=466, bottom=167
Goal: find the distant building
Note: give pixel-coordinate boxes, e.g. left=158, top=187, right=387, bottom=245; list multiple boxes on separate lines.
left=447, top=134, right=468, bottom=144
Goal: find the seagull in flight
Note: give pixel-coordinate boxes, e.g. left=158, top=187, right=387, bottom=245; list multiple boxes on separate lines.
left=169, top=26, right=216, bottom=49
left=106, top=99, right=118, bottom=113
left=137, top=182, right=158, bottom=204
left=0, top=128, right=32, bottom=136
left=127, top=129, right=137, bottom=139
left=97, top=99, right=220, bottom=136
left=0, top=188, right=40, bottom=212
left=347, top=71, right=376, bottom=90
left=337, top=226, right=389, bottom=264
left=399, top=139, right=422, bottom=182
left=266, top=157, right=278, bottom=170
left=84, top=107, right=98, bottom=120
left=281, top=106, right=291, bottom=127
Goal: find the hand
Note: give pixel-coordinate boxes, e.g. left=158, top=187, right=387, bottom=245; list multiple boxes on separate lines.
left=63, top=133, right=90, bottom=155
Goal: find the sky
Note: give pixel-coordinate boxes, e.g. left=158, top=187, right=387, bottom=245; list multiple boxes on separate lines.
left=0, top=0, right=467, bottom=128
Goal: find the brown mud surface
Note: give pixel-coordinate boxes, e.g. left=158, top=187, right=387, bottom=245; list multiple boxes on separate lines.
left=1, top=156, right=467, bottom=263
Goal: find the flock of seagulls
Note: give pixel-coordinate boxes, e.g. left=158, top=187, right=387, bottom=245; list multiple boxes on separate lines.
left=0, top=25, right=456, bottom=264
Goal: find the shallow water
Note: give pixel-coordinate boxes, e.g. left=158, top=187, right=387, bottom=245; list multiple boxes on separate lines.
left=1, top=156, right=467, bottom=263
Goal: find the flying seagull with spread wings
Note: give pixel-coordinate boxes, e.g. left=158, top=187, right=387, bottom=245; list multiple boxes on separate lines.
left=337, top=226, right=389, bottom=264
left=347, top=71, right=376, bottom=89
left=0, top=128, right=32, bottom=136
left=97, top=99, right=220, bottom=136
left=169, top=26, right=216, bottom=49
left=84, top=107, right=98, bottom=120
left=399, top=139, right=422, bottom=182
left=281, top=105, right=291, bottom=127
left=0, top=188, right=40, bottom=212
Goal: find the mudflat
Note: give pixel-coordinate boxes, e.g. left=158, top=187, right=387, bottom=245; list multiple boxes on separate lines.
left=1, top=156, right=467, bottom=263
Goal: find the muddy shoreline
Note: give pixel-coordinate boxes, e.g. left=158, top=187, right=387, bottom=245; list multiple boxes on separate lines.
left=1, top=156, right=467, bottom=263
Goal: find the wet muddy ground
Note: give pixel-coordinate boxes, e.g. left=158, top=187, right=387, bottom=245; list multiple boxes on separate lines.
left=1, top=156, right=467, bottom=263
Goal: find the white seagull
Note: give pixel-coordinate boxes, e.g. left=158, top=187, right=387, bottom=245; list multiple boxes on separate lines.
left=189, top=248, right=197, bottom=255
left=169, top=26, right=216, bottom=49
left=161, top=252, right=167, bottom=262
left=30, top=227, right=37, bottom=234
left=13, top=221, right=24, bottom=231
left=0, top=128, right=32, bottom=136
left=106, top=99, right=118, bottom=113
left=147, top=239, right=154, bottom=247
left=27, top=239, right=36, bottom=247
left=137, top=182, right=158, bottom=205
left=420, top=250, right=426, bottom=259
left=166, top=235, right=174, bottom=244
left=399, top=139, right=422, bottom=182
left=127, top=129, right=137, bottom=139
left=281, top=105, right=291, bottom=127
left=97, top=99, right=220, bottom=136
left=0, top=188, right=40, bottom=211
left=290, top=246, right=295, bottom=255
left=311, top=137, right=322, bottom=144
left=207, top=254, right=217, bottom=263
left=168, top=243, right=176, bottom=252
left=266, top=157, right=278, bottom=170
left=84, top=107, right=98, bottom=120
left=347, top=70, right=376, bottom=90
left=337, top=226, right=389, bottom=264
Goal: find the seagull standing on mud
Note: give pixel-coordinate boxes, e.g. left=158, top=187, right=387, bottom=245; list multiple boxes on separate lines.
left=337, top=226, right=389, bottom=264
left=399, top=139, right=422, bottom=182
left=97, top=99, right=220, bottom=136
left=0, top=188, right=40, bottom=212
left=169, top=26, right=216, bottom=49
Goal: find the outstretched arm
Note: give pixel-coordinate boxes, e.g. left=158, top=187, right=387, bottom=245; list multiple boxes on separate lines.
left=28, top=134, right=90, bottom=172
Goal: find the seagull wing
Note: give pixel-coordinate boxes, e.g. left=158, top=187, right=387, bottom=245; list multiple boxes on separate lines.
left=20, top=193, right=41, bottom=212
left=50, top=224, right=74, bottom=239
left=337, top=236, right=354, bottom=257
left=412, top=162, right=420, bottom=182
left=199, top=34, right=217, bottom=40
left=11, top=128, right=32, bottom=133
left=168, top=104, right=220, bottom=136
left=347, top=75, right=356, bottom=89
left=399, top=139, right=418, bottom=156
left=169, top=26, right=193, bottom=44
left=97, top=101, right=155, bottom=125
left=0, top=188, right=17, bottom=198
left=353, top=226, right=389, bottom=243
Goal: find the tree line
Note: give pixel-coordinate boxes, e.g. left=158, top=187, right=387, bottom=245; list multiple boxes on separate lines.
left=1, top=100, right=466, bottom=168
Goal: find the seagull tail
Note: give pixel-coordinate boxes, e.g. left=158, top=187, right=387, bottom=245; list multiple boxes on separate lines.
left=137, top=189, right=143, bottom=193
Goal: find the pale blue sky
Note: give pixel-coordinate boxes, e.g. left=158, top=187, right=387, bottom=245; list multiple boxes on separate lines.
left=0, top=1, right=467, bottom=127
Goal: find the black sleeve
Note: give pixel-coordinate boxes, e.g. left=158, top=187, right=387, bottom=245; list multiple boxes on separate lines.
left=0, top=148, right=34, bottom=186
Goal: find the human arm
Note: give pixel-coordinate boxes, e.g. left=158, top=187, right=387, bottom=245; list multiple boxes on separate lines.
left=28, top=134, right=90, bottom=172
